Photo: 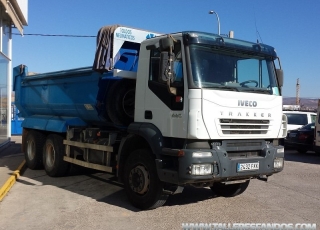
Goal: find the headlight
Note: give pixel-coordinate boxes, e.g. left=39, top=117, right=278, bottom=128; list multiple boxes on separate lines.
left=274, top=158, right=284, bottom=169
left=191, top=164, right=213, bottom=175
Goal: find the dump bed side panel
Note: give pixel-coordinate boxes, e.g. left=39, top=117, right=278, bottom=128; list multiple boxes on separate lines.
left=13, top=66, right=116, bottom=131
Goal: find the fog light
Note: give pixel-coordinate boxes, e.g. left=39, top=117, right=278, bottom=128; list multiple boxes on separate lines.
left=191, top=164, right=213, bottom=175
left=192, top=152, right=212, bottom=158
left=274, top=158, right=284, bottom=169
left=277, top=148, right=284, bottom=154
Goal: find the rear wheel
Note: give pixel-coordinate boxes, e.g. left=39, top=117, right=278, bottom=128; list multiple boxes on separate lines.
left=24, top=130, right=46, bottom=169
left=43, top=134, right=70, bottom=177
left=210, top=180, right=250, bottom=197
left=124, top=149, right=168, bottom=210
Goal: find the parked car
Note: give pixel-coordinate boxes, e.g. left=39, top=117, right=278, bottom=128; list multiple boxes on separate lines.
left=283, top=111, right=317, bottom=132
left=284, top=122, right=315, bottom=153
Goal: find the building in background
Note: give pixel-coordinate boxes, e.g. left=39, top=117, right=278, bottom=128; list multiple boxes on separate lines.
left=0, top=0, right=27, bottom=147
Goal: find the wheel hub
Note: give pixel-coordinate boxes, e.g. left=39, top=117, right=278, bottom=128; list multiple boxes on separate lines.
left=129, top=165, right=149, bottom=194
left=45, top=144, right=55, bottom=168
left=27, top=140, right=35, bottom=160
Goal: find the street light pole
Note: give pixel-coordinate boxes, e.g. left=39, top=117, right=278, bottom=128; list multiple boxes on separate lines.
left=209, top=10, right=220, bottom=35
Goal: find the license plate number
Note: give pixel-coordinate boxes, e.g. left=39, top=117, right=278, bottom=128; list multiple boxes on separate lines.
left=237, top=162, right=259, bottom=172
left=289, top=133, right=297, bottom=137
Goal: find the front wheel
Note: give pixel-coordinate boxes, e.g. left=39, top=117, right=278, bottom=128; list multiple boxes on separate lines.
left=43, top=134, right=70, bottom=177
left=210, top=180, right=250, bottom=197
left=123, top=149, right=168, bottom=210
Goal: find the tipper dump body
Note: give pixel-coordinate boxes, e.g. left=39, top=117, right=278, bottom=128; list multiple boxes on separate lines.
left=14, top=66, right=107, bottom=130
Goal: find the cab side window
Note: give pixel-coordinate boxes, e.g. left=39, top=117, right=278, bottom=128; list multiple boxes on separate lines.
left=149, top=49, right=161, bottom=82
left=148, top=41, right=184, bottom=111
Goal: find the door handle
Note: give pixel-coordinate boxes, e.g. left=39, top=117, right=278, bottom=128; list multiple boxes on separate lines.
left=145, top=111, right=152, bottom=120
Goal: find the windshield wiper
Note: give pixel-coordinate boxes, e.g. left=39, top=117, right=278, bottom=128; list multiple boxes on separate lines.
left=203, top=85, right=240, bottom=92
left=241, top=88, right=271, bottom=94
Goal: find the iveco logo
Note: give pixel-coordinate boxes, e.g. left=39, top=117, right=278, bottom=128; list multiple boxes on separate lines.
left=238, top=100, right=257, bottom=107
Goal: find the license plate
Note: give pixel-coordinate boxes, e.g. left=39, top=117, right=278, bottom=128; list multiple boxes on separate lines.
left=237, top=162, right=259, bottom=172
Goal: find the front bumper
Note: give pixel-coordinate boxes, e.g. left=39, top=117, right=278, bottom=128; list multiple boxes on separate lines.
left=156, top=142, right=284, bottom=185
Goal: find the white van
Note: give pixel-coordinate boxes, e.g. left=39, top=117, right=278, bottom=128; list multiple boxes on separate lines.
left=283, top=111, right=317, bottom=132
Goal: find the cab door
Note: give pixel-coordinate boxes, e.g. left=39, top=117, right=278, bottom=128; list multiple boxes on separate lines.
left=138, top=38, right=188, bottom=138
left=314, top=99, right=320, bottom=152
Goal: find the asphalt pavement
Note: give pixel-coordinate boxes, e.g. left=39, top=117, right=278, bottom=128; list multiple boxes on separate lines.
left=0, top=135, right=24, bottom=201
left=0, top=149, right=319, bottom=230
left=1, top=137, right=320, bottom=229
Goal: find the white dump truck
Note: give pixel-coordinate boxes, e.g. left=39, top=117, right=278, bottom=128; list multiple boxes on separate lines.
left=13, top=25, right=286, bottom=210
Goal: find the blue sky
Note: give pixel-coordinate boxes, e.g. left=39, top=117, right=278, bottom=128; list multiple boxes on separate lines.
left=12, top=0, right=320, bottom=98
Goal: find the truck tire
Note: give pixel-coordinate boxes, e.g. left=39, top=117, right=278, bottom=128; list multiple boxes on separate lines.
left=24, top=130, right=46, bottom=169
left=43, top=134, right=70, bottom=177
left=210, top=180, right=250, bottom=197
left=123, top=149, right=168, bottom=210
left=107, top=80, right=135, bottom=126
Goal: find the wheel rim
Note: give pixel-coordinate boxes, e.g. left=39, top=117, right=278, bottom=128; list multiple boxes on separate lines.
left=45, top=143, right=55, bottom=168
left=129, top=165, right=150, bottom=195
left=122, top=89, right=135, bottom=118
left=26, top=140, right=35, bottom=160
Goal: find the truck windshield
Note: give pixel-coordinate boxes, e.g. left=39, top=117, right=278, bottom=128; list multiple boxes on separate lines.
left=189, top=44, right=280, bottom=95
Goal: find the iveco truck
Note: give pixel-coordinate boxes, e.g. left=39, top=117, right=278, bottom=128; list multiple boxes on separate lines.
left=13, top=25, right=286, bottom=210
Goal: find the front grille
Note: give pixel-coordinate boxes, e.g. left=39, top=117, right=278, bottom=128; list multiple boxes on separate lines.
left=220, top=119, right=269, bottom=124
left=220, top=119, right=270, bottom=135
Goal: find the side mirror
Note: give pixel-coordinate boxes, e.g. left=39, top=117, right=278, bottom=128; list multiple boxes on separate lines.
left=159, top=52, right=169, bottom=82
left=276, top=69, right=283, bottom=87
left=159, top=37, right=173, bottom=52
left=159, top=52, right=176, bottom=83
left=158, top=36, right=178, bottom=95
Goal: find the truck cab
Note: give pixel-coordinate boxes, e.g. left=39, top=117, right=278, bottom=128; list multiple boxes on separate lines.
left=136, top=32, right=286, bottom=140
